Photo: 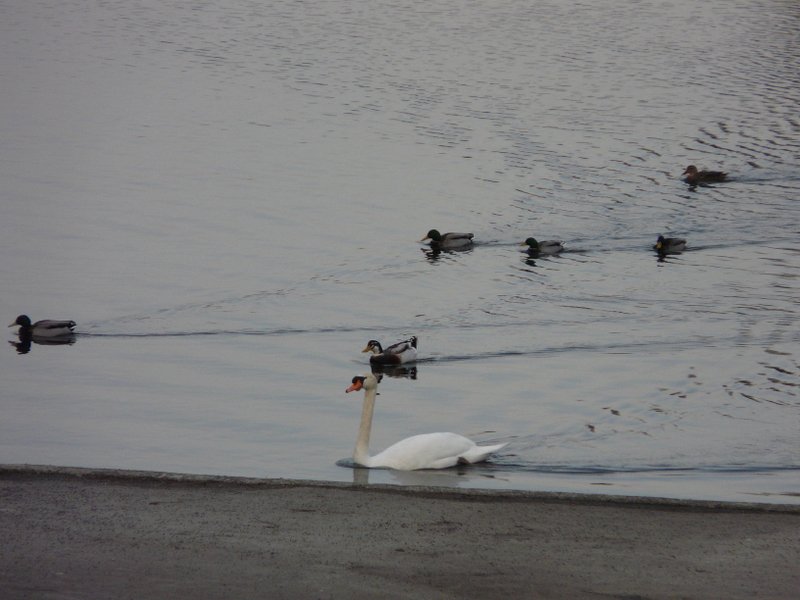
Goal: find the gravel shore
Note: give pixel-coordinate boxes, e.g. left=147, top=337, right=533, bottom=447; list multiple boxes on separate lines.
left=1, top=465, right=798, bottom=599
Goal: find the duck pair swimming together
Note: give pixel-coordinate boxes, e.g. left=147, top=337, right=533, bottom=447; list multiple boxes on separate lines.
left=8, top=314, right=76, bottom=337
left=420, top=230, right=564, bottom=256
left=526, top=235, right=686, bottom=257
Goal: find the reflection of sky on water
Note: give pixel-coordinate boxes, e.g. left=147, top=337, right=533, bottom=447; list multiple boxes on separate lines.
left=1, top=0, right=798, bottom=502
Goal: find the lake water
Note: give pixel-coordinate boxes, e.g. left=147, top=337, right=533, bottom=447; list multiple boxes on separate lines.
left=1, top=0, right=798, bottom=504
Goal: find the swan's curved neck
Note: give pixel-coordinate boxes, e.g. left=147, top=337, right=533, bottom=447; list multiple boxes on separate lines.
left=354, top=386, right=377, bottom=467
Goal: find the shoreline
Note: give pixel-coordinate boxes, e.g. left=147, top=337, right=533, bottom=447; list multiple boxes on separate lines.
left=3, top=464, right=799, bottom=599
left=2, top=463, right=799, bottom=513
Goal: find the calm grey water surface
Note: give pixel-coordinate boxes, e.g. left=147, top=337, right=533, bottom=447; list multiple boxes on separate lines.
left=1, top=0, right=799, bottom=503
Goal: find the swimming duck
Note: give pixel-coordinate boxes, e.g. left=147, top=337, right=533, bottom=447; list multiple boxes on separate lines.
left=362, top=336, right=417, bottom=365
left=8, top=314, right=76, bottom=337
left=521, top=237, right=564, bottom=256
left=682, top=165, right=727, bottom=185
left=419, top=229, right=474, bottom=250
left=653, top=235, right=686, bottom=255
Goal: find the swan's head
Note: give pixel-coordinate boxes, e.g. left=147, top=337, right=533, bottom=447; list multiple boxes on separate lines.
left=361, top=340, right=383, bottom=354
left=419, top=229, right=442, bottom=242
left=655, top=235, right=666, bottom=250
left=682, top=165, right=698, bottom=176
left=522, top=237, right=540, bottom=249
left=345, top=373, right=379, bottom=393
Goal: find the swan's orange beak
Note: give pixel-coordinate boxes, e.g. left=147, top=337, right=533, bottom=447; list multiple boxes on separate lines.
left=360, top=345, right=371, bottom=353
left=419, top=235, right=431, bottom=242
left=346, top=379, right=364, bottom=393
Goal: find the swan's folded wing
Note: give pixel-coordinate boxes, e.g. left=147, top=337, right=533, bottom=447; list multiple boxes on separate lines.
left=372, top=433, right=503, bottom=470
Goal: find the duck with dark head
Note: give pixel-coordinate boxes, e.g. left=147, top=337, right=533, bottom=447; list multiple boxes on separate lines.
left=8, top=315, right=76, bottom=338
left=654, top=235, right=686, bottom=256
left=682, top=165, right=727, bottom=186
left=419, top=229, right=474, bottom=250
left=362, top=336, right=417, bottom=365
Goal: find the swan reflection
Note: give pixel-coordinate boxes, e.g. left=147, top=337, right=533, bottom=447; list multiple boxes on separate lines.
left=344, top=459, right=508, bottom=488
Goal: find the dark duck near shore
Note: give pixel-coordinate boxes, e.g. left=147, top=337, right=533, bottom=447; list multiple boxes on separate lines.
left=682, top=165, right=727, bottom=185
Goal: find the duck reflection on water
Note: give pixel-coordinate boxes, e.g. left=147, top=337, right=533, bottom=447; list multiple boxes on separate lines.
left=370, top=362, right=418, bottom=380
left=420, top=243, right=475, bottom=263
left=9, top=331, right=76, bottom=354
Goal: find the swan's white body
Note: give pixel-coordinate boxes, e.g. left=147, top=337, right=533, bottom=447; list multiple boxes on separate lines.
left=358, top=431, right=505, bottom=470
left=346, top=373, right=506, bottom=470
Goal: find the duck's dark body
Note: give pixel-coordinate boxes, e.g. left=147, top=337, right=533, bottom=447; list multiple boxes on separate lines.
left=654, top=235, right=687, bottom=255
left=682, top=165, right=727, bottom=185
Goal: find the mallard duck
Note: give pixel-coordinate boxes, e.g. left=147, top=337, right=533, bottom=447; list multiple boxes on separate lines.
left=8, top=314, right=76, bottom=337
left=682, top=165, right=727, bottom=185
left=419, top=229, right=474, bottom=250
left=654, top=235, right=686, bottom=254
left=362, top=336, right=417, bottom=365
left=521, top=237, right=564, bottom=256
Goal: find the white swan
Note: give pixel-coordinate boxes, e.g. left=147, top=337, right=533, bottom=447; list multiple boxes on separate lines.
left=345, top=373, right=506, bottom=470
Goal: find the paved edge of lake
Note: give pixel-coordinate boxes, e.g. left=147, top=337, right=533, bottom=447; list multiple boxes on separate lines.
left=2, top=463, right=798, bottom=512
left=2, top=464, right=799, bottom=599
